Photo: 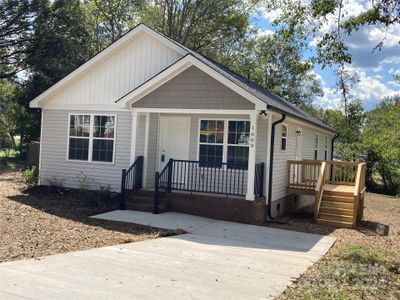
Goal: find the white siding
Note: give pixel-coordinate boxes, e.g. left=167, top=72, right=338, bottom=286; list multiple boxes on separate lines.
left=132, top=66, right=255, bottom=110
left=42, top=33, right=182, bottom=107
left=40, top=109, right=131, bottom=191
left=271, top=116, right=334, bottom=206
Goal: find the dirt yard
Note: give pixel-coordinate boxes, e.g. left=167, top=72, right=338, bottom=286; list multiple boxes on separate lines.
left=270, top=193, right=400, bottom=299
left=0, top=171, right=172, bottom=263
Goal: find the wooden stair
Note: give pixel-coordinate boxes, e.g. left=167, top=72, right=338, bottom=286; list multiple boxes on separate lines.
left=125, top=190, right=166, bottom=213
left=316, top=188, right=355, bottom=228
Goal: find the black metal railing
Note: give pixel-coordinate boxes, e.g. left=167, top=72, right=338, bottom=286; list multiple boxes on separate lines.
left=153, top=159, right=173, bottom=214
left=254, top=162, right=264, bottom=197
left=120, top=156, right=144, bottom=209
left=153, top=159, right=266, bottom=214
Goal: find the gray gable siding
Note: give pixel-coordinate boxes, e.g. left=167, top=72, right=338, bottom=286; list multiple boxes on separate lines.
left=40, top=109, right=131, bottom=192
left=132, top=66, right=255, bottom=110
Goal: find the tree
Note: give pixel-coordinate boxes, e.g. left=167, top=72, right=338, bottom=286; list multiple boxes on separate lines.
left=142, top=0, right=251, bottom=57
left=17, top=0, right=96, bottom=144
left=85, top=0, right=145, bottom=51
left=0, top=0, right=34, bottom=79
left=222, top=33, right=322, bottom=108
left=362, top=95, right=400, bottom=194
left=261, top=0, right=400, bottom=67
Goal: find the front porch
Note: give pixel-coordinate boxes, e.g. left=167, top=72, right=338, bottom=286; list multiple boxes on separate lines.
left=119, top=108, right=268, bottom=224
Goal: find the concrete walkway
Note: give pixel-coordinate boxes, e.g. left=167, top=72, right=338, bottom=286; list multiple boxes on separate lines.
left=0, top=211, right=335, bottom=300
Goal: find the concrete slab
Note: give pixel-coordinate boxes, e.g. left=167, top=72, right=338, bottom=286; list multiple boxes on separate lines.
left=0, top=211, right=335, bottom=299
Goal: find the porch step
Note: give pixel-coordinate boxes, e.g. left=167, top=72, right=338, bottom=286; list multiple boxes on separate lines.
left=319, top=206, right=353, bottom=216
left=322, top=194, right=354, bottom=203
left=323, top=190, right=354, bottom=198
left=316, top=218, right=354, bottom=229
left=320, top=200, right=354, bottom=210
left=318, top=212, right=353, bottom=223
left=125, top=202, right=165, bottom=213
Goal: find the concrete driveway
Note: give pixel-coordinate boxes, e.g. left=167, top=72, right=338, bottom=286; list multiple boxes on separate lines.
left=0, top=211, right=335, bottom=300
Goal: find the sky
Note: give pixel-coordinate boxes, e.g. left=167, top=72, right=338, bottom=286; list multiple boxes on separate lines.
left=249, top=0, right=400, bottom=111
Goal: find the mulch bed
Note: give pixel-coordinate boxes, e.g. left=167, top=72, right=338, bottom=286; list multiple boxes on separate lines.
left=0, top=171, right=173, bottom=263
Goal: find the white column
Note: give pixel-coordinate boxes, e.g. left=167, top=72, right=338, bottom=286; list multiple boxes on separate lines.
left=130, top=111, right=139, bottom=164
left=142, top=113, right=150, bottom=188
left=246, top=112, right=258, bottom=200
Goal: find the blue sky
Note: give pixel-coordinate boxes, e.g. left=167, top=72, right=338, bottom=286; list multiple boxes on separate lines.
left=249, top=2, right=400, bottom=111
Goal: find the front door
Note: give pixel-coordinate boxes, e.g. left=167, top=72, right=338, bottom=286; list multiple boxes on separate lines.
left=294, top=127, right=303, bottom=182
left=158, top=116, right=190, bottom=171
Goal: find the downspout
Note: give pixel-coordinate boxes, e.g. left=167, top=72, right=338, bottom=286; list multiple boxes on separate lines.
left=267, top=113, right=286, bottom=220
left=331, top=134, right=339, bottom=161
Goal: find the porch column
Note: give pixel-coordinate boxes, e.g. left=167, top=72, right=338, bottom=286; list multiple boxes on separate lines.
left=130, top=111, right=139, bottom=164
left=246, top=112, right=258, bottom=200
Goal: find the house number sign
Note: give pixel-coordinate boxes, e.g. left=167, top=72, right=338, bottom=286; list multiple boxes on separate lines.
left=250, top=125, right=255, bottom=148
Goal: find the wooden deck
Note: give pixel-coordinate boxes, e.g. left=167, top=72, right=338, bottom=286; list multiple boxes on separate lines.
left=323, top=184, right=355, bottom=194
left=287, top=160, right=366, bottom=228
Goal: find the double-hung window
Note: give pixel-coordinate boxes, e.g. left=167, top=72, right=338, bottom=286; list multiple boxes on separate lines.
left=324, top=136, right=328, bottom=160
left=281, top=124, right=288, bottom=151
left=314, top=133, right=319, bottom=160
left=68, top=114, right=116, bottom=163
left=199, top=119, right=250, bottom=170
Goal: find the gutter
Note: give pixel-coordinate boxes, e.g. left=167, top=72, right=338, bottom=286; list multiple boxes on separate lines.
left=267, top=113, right=286, bottom=220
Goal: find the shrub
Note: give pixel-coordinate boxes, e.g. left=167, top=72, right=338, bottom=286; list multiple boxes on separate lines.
left=23, top=166, right=39, bottom=187
left=47, top=176, right=65, bottom=193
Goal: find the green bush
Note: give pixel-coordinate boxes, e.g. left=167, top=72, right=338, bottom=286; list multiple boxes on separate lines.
left=23, top=166, right=39, bottom=187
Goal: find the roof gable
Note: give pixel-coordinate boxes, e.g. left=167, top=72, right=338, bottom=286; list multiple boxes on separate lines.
left=30, top=24, right=186, bottom=108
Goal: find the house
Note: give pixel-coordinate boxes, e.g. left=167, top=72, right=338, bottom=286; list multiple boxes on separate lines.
left=30, top=24, right=366, bottom=227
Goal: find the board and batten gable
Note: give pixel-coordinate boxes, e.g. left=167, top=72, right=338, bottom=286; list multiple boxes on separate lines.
left=41, top=32, right=182, bottom=108
left=40, top=109, right=131, bottom=191
left=132, top=66, right=255, bottom=110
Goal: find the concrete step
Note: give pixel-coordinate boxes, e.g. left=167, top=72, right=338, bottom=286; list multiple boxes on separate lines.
left=126, top=195, right=154, bottom=204
left=316, top=218, right=354, bottom=229
left=320, top=200, right=354, bottom=210
left=125, top=202, right=165, bottom=213
left=319, top=206, right=353, bottom=216
left=322, top=194, right=354, bottom=203
left=318, top=212, right=353, bottom=223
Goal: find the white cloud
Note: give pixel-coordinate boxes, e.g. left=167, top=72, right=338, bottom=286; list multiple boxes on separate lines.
left=315, top=68, right=400, bottom=110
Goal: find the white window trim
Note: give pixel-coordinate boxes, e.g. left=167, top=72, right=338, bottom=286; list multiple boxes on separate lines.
left=281, top=123, right=288, bottom=152
left=197, top=118, right=250, bottom=170
left=66, top=113, right=117, bottom=164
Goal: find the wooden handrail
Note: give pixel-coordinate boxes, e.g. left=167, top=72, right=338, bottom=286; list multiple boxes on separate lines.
left=314, top=161, right=327, bottom=221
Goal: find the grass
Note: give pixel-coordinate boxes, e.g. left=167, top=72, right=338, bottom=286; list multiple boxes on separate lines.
left=281, top=243, right=400, bottom=300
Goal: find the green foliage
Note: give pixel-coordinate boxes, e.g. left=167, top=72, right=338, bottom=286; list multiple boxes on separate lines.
left=23, top=166, right=39, bottom=187
left=223, top=34, right=322, bottom=107
left=361, top=96, right=400, bottom=195
left=142, top=0, right=250, bottom=56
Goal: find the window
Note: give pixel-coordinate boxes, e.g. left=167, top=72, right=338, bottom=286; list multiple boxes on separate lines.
left=199, top=119, right=250, bottom=169
left=199, top=120, right=224, bottom=168
left=314, top=133, right=319, bottom=160
left=227, top=121, right=250, bottom=169
left=281, top=124, right=288, bottom=151
left=324, top=136, right=328, bottom=160
left=68, top=114, right=116, bottom=163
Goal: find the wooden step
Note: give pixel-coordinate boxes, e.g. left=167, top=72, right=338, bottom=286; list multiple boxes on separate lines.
left=323, top=190, right=354, bottom=197
left=318, top=212, right=353, bottom=223
left=322, top=194, right=354, bottom=203
left=319, top=206, right=353, bottom=216
left=316, top=218, right=354, bottom=229
left=320, top=200, right=354, bottom=210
